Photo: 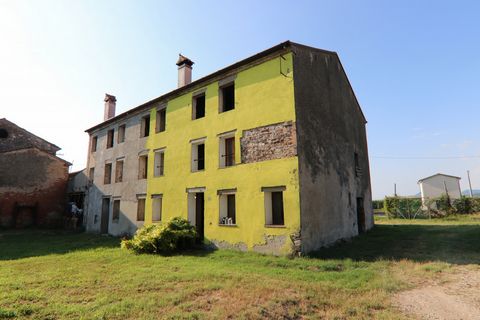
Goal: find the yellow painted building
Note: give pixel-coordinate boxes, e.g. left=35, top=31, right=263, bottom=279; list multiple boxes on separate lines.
left=84, top=41, right=373, bottom=255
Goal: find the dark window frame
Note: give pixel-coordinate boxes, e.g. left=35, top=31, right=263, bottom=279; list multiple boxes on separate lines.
left=106, top=129, right=114, bottom=148
left=117, top=124, right=126, bottom=143
left=137, top=198, right=146, bottom=221
left=220, top=83, right=235, bottom=113
left=141, top=115, right=150, bottom=138
left=138, top=155, right=148, bottom=179
left=104, top=163, right=112, bottom=185
left=91, top=136, right=98, bottom=153
left=156, top=108, right=166, bottom=133
left=115, top=160, right=124, bottom=183
left=193, top=94, right=206, bottom=120
left=112, top=199, right=120, bottom=222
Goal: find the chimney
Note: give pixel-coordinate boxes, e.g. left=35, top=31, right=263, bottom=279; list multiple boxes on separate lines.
left=176, top=54, right=194, bottom=88
left=104, top=94, right=116, bottom=121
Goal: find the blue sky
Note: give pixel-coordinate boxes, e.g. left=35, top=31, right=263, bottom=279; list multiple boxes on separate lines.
left=1, top=0, right=479, bottom=199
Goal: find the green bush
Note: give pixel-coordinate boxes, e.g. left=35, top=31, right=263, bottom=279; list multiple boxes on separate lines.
left=470, top=197, right=480, bottom=212
left=384, top=197, right=422, bottom=219
left=121, top=217, right=197, bottom=254
left=452, top=196, right=472, bottom=214
left=372, top=200, right=384, bottom=210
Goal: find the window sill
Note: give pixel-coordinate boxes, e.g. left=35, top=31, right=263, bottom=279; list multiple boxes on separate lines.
left=153, top=175, right=165, bottom=178
left=191, top=170, right=205, bottom=173
left=265, top=225, right=286, bottom=228
left=218, top=224, right=238, bottom=227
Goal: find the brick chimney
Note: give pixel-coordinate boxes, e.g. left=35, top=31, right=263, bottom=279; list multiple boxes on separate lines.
left=176, top=54, right=194, bottom=88
left=104, top=94, right=116, bottom=121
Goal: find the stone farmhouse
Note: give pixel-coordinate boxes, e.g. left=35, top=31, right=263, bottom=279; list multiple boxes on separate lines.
left=0, top=118, right=70, bottom=228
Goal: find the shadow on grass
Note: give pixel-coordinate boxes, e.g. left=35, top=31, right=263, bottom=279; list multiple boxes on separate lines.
left=313, top=224, right=480, bottom=265
left=0, top=229, right=214, bottom=261
left=0, top=229, right=120, bottom=261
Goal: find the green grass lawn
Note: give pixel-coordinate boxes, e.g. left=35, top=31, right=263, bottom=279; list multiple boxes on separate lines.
left=1, top=215, right=479, bottom=320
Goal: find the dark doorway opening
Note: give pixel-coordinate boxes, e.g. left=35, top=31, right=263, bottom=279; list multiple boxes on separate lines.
left=356, top=197, right=366, bottom=234
left=195, top=192, right=204, bottom=243
left=101, top=198, right=110, bottom=234
left=13, top=203, right=38, bottom=228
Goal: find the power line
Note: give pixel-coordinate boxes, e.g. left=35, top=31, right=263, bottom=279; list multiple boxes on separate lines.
left=372, top=155, right=480, bottom=159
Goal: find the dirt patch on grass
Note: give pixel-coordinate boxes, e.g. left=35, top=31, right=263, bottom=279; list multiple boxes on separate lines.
left=395, top=266, right=480, bottom=319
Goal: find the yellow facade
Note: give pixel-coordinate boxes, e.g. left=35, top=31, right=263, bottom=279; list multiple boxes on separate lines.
left=143, top=53, right=299, bottom=254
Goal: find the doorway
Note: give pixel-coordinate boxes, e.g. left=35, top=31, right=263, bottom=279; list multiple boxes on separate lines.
left=356, top=197, right=366, bottom=234
left=195, top=192, right=205, bottom=242
left=101, top=198, right=110, bottom=234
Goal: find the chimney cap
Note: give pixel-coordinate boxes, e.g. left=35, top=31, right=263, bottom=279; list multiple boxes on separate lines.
left=104, top=93, right=117, bottom=102
left=176, top=54, right=194, bottom=67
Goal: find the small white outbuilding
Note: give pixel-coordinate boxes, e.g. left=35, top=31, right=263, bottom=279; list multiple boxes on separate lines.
left=418, top=173, right=462, bottom=205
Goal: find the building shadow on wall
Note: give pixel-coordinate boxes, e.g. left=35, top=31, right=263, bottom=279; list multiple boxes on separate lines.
left=312, top=223, right=480, bottom=265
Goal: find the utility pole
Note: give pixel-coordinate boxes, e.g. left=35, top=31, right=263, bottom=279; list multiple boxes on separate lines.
left=467, top=170, right=473, bottom=197
left=394, top=183, right=397, bottom=197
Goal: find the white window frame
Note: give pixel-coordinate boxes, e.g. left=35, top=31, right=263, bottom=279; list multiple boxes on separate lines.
left=262, top=186, right=286, bottom=226
left=218, top=188, right=237, bottom=225
left=154, top=148, right=165, bottom=177
left=190, top=137, right=206, bottom=172
left=151, top=194, right=163, bottom=222
left=218, top=130, right=236, bottom=168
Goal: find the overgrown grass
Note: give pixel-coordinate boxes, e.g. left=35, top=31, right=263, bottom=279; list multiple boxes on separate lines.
left=1, top=215, right=479, bottom=319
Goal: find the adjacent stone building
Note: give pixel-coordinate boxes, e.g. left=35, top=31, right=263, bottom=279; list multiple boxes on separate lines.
left=83, top=41, right=373, bottom=255
left=0, top=119, right=70, bottom=228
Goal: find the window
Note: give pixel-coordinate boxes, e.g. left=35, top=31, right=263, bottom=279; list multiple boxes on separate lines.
left=0, top=129, right=8, bottom=138
left=115, top=159, right=124, bottom=183
left=138, top=155, right=148, bottom=179
left=137, top=197, right=146, bottom=221
left=154, top=149, right=165, bottom=177
left=354, top=152, right=362, bottom=177
left=219, top=83, right=235, bottom=112
left=263, top=186, right=285, bottom=226
left=192, top=94, right=205, bottom=119
left=219, top=132, right=236, bottom=168
left=218, top=189, right=236, bottom=225
left=152, top=195, right=163, bottom=222
left=140, top=115, right=150, bottom=137
left=118, top=124, right=126, bottom=143
left=104, top=163, right=112, bottom=184
left=191, top=140, right=205, bottom=172
left=106, top=129, right=114, bottom=148
left=156, top=108, right=166, bottom=133
left=112, top=199, right=120, bottom=222
left=91, top=136, right=98, bottom=153
left=89, top=167, right=95, bottom=182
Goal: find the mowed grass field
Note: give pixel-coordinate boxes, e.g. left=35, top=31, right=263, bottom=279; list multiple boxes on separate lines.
left=1, top=215, right=479, bottom=320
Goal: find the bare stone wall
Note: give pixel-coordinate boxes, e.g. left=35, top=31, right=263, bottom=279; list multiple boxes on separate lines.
left=0, top=148, right=69, bottom=227
left=240, top=121, right=297, bottom=164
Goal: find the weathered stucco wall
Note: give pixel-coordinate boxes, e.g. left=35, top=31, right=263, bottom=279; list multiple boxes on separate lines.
left=0, top=148, right=69, bottom=227
left=292, top=45, right=373, bottom=253
left=86, top=113, right=147, bottom=236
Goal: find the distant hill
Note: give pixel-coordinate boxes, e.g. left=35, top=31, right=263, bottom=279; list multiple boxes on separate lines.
left=462, top=189, right=480, bottom=196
